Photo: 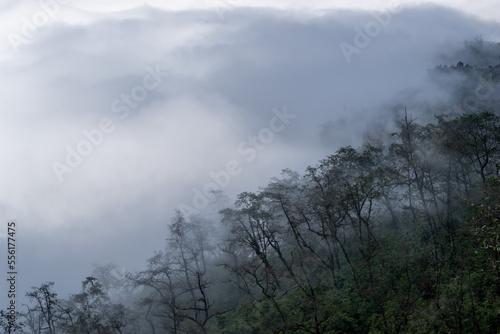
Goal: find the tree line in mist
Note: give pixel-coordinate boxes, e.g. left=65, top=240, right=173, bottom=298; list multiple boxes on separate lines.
left=5, top=39, right=500, bottom=332
left=4, top=108, right=500, bottom=334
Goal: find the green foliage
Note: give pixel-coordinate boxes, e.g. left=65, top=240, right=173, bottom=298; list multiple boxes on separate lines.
left=214, top=111, right=500, bottom=334
left=21, top=110, right=500, bottom=333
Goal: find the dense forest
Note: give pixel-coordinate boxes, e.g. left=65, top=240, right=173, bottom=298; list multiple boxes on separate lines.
left=5, top=48, right=500, bottom=333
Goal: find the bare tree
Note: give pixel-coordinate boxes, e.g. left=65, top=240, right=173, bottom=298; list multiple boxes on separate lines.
left=25, top=282, right=60, bottom=334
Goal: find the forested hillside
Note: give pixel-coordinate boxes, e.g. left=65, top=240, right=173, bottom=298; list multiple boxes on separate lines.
left=7, top=60, right=500, bottom=333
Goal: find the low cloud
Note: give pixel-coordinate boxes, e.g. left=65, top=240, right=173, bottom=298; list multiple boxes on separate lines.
left=0, top=2, right=499, bottom=297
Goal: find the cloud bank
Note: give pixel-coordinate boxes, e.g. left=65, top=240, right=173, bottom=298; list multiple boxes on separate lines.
left=0, top=1, right=499, bottom=298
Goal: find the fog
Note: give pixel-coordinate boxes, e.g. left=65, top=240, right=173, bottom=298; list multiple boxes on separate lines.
left=0, top=0, right=499, bottom=302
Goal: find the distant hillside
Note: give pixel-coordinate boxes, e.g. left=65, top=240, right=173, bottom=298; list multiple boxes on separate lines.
left=438, top=37, right=500, bottom=67
left=428, top=39, right=500, bottom=116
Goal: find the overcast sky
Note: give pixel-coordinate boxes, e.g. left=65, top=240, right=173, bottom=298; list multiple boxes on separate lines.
left=0, top=0, right=499, bottom=302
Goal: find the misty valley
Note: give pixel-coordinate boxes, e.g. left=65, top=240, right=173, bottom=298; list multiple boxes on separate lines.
left=4, top=38, right=500, bottom=333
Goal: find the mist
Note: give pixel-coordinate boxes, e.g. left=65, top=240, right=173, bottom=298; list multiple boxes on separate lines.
left=0, top=0, right=499, bottom=307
